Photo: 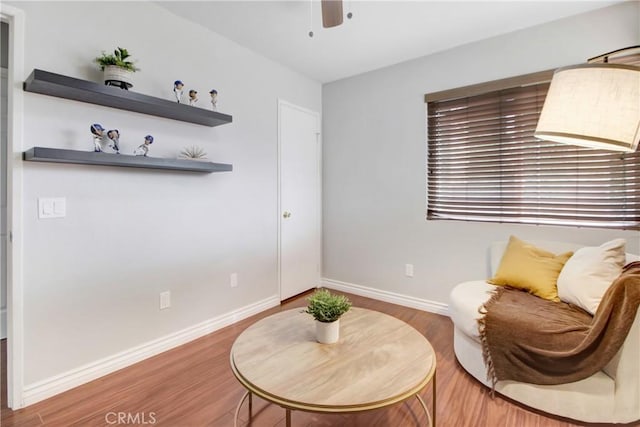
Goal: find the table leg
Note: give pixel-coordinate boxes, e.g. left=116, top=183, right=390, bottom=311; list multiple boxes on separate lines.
left=432, top=370, right=437, bottom=427
left=248, top=392, right=253, bottom=420
left=286, top=408, right=291, bottom=427
left=415, top=395, right=431, bottom=427
left=415, top=369, right=437, bottom=427
left=233, top=390, right=250, bottom=427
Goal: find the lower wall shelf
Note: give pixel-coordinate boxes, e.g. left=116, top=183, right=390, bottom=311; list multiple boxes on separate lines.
left=23, top=147, right=233, bottom=173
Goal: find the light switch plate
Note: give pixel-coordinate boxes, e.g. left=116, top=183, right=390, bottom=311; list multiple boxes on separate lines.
left=38, top=197, right=66, bottom=219
left=160, top=291, right=171, bottom=310
left=405, top=263, right=414, bottom=278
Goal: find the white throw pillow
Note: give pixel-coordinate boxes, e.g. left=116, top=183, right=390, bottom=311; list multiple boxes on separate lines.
left=557, top=238, right=626, bottom=315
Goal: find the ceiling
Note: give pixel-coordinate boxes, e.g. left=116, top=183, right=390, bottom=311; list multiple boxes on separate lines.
left=157, top=1, right=620, bottom=83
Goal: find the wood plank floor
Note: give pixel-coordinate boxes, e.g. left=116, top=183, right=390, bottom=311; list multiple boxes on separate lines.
left=0, top=290, right=633, bottom=426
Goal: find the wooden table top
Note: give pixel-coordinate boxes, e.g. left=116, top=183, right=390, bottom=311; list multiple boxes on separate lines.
left=230, top=307, right=436, bottom=412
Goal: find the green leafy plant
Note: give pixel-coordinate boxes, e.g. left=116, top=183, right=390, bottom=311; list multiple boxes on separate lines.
left=95, top=47, right=139, bottom=72
left=305, top=289, right=351, bottom=323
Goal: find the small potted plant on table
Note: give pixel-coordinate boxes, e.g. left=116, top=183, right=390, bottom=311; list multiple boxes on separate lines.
left=95, top=47, right=139, bottom=90
left=305, top=289, right=351, bottom=344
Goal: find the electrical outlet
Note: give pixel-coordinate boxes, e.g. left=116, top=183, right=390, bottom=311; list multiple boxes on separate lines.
left=160, top=291, right=171, bottom=310
left=38, top=197, right=66, bottom=219
left=230, top=273, right=238, bottom=288
left=405, top=264, right=414, bottom=278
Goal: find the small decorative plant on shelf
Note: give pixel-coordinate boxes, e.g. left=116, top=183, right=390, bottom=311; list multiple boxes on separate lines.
left=95, top=47, right=139, bottom=90
left=305, top=289, right=352, bottom=344
left=179, top=145, right=208, bottom=160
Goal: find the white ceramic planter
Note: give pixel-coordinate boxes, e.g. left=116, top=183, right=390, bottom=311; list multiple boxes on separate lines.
left=315, top=319, right=340, bottom=344
left=103, top=65, right=134, bottom=89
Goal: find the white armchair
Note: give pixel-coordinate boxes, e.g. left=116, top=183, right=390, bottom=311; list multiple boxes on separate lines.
left=449, top=240, right=640, bottom=423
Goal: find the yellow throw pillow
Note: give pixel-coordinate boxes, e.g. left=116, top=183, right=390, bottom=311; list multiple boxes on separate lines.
left=488, top=236, right=573, bottom=302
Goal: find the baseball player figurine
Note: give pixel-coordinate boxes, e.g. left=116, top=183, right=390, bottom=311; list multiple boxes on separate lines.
left=188, top=89, right=198, bottom=106
left=173, top=80, right=184, bottom=103
left=90, top=123, right=106, bottom=152
left=134, top=135, right=154, bottom=156
left=107, top=129, right=121, bottom=154
left=209, top=89, right=218, bottom=111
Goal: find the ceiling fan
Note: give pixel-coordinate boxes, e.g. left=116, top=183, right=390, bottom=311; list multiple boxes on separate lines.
left=321, top=0, right=345, bottom=28
left=309, top=0, right=352, bottom=37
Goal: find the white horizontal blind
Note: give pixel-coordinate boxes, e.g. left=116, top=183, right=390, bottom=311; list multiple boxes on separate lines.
left=427, top=80, right=640, bottom=230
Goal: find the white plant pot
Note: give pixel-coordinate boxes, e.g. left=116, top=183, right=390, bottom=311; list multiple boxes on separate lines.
left=103, top=65, right=134, bottom=89
left=315, top=319, right=340, bottom=344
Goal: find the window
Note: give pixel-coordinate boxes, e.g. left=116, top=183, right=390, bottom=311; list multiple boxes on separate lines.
left=426, top=69, right=640, bottom=230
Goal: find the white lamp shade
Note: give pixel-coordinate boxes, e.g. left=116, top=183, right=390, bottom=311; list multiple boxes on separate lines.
left=534, top=64, right=640, bottom=152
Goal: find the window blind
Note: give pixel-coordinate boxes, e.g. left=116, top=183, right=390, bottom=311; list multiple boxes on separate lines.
left=426, top=77, right=640, bottom=230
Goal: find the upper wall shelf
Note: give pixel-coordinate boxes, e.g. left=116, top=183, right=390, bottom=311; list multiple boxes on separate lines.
left=23, top=69, right=233, bottom=127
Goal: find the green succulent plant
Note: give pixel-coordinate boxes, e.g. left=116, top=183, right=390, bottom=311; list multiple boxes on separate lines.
left=180, top=145, right=208, bottom=159
left=305, top=289, right=351, bottom=323
left=95, top=47, right=139, bottom=72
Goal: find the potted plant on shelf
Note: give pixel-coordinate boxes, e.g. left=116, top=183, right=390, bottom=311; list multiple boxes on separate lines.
left=305, top=289, right=352, bottom=344
left=179, top=145, right=208, bottom=161
left=95, top=47, right=139, bottom=90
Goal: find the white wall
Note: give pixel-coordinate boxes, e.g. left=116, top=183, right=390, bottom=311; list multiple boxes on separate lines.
left=11, top=1, right=321, bottom=387
left=322, top=2, right=640, bottom=306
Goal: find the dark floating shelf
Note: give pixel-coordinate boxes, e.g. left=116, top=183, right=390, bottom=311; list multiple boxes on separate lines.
left=24, top=69, right=233, bottom=127
left=24, top=147, right=233, bottom=173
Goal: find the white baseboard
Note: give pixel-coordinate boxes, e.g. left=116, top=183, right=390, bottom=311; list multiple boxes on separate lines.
left=321, top=278, right=449, bottom=316
left=22, top=295, right=280, bottom=407
left=1, top=307, right=6, bottom=339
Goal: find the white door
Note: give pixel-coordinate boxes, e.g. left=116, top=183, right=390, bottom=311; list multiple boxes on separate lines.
left=278, top=100, right=321, bottom=301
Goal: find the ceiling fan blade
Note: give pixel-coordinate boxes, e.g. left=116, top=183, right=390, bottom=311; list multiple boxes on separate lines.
left=321, top=0, right=344, bottom=28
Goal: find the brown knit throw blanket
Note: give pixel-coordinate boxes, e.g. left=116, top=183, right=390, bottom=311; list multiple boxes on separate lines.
left=479, top=261, right=640, bottom=388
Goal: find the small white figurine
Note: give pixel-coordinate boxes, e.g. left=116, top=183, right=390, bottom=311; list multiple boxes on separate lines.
left=90, top=123, right=105, bottom=152
left=107, top=129, right=121, bottom=154
left=134, top=135, right=154, bottom=156
left=209, top=89, right=218, bottom=111
left=188, top=89, right=198, bottom=106
left=173, top=80, right=184, bottom=103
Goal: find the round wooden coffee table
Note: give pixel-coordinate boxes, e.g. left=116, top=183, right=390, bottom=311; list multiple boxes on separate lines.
left=230, top=307, right=436, bottom=426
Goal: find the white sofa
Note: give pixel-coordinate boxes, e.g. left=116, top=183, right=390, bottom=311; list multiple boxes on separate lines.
left=449, top=240, right=640, bottom=424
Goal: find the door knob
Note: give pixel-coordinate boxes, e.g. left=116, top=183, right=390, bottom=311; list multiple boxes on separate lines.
left=283, top=211, right=291, bottom=218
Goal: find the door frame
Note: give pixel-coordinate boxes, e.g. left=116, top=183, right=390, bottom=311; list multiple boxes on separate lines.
left=1, top=3, right=25, bottom=409
left=1, top=66, right=7, bottom=340
left=277, top=99, right=321, bottom=301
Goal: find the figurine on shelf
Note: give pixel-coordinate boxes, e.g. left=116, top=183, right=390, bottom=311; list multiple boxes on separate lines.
left=173, top=80, right=184, bottom=103
left=90, top=123, right=105, bottom=152
left=209, top=89, right=218, bottom=111
left=134, top=135, right=154, bottom=156
left=107, top=129, right=121, bottom=154
left=188, top=89, right=198, bottom=106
